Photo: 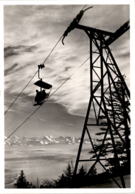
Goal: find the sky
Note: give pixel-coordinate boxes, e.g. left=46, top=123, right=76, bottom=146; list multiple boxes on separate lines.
left=4, top=4, right=129, bottom=137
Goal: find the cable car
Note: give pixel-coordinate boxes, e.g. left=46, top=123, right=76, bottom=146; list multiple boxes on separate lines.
left=34, top=64, right=52, bottom=106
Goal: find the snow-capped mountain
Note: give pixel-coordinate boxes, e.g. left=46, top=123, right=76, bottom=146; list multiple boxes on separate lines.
left=5, top=135, right=91, bottom=146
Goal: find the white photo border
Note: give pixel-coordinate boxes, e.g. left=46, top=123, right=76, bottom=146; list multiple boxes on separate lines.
left=0, top=0, right=135, bottom=193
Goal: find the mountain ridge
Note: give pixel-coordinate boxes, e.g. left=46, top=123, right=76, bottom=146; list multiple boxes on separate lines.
left=5, top=135, right=94, bottom=146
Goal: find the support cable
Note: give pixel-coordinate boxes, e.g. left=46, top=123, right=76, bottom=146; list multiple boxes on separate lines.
left=5, top=5, right=90, bottom=139
left=5, top=36, right=63, bottom=115
left=5, top=4, right=86, bottom=116
left=5, top=57, right=89, bottom=141
left=4, top=70, right=38, bottom=115
left=5, top=106, right=41, bottom=140
left=43, top=35, right=63, bottom=65
left=50, top=56, right=90, bottom=97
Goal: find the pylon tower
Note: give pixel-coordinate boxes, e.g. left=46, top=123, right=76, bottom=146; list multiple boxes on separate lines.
left=62, top=12, right=130, bottom=187
left=72, top=24, right=130, bottom=188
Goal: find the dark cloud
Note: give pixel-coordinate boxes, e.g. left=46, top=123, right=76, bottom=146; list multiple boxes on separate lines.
left=4, top=45, right=37, bottom=58
left=119, top=51, right=130, bottom=59
left=4, top=63, right=18, bottom=76
left=65, top=56, right=78, bottom=62
left=4, top=61, right=35, bottom=76
left=64, top=66, right=72, bottom=72
left=4, top=5, right=129, bottom=137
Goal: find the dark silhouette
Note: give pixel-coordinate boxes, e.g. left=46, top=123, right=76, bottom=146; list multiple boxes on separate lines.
left=35, top=89, right=47, bottom=105
left=15, top=170, right=29, bottom=188
left=34, top=64, right=52, bottom=106
left=15, top=170, right=35, bottom=188
left=62, top=6, right=93, bottom=44
left=90, top=79, right=130, bottom=175
left=68, top=19, right=130, bottom=188
left=14, top=161, right=130, bottom=189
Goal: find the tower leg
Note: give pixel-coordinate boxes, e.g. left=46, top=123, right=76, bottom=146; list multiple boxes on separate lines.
left=73, top=33, right=130, bottom=188
left=73, top=97, right=92, bottom=176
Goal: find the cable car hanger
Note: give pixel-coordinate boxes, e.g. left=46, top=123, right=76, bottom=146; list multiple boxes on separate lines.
left=34, top=64, right=52, bottom=106
left=38, top=64, right=45, bottom=79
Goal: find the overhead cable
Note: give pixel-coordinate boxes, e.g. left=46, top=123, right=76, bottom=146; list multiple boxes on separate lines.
left=5, top=57, right=89, bottom=141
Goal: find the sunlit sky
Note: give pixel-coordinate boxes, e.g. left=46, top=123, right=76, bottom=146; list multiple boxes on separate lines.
left=4, top=5, right=129, bottom=137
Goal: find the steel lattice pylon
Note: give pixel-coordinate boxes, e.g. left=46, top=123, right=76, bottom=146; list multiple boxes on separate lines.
left=62, top=15, right=130, bottom=188
left=74, top=27, right=130, bottom=188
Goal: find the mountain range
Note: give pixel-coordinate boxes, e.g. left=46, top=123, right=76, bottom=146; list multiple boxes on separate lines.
left=5, top=135, right=94, bottom=146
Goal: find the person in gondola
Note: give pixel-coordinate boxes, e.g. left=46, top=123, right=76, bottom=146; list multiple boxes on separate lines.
left=35, top=90, right=40, bottom=104
left=35, top=89, right=47, bottom=105
left=42, top=89, right=47, bottom=99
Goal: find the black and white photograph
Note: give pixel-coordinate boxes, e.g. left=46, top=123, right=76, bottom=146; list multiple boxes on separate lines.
left=3, top=1, right=133, bottom=190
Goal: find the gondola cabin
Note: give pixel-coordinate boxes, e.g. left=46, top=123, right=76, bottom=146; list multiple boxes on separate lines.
left=34, top=79, right=52, bottom=105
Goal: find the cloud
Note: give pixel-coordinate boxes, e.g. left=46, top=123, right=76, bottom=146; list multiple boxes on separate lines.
left=4, top=5, right=129, bottom=118
left=4, top=63, right=19, bottom=76
left=4, top=45, right=37, bottom=58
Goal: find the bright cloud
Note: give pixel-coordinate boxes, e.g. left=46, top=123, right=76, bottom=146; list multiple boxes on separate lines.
left=4, top=5, right=129, bottom=116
